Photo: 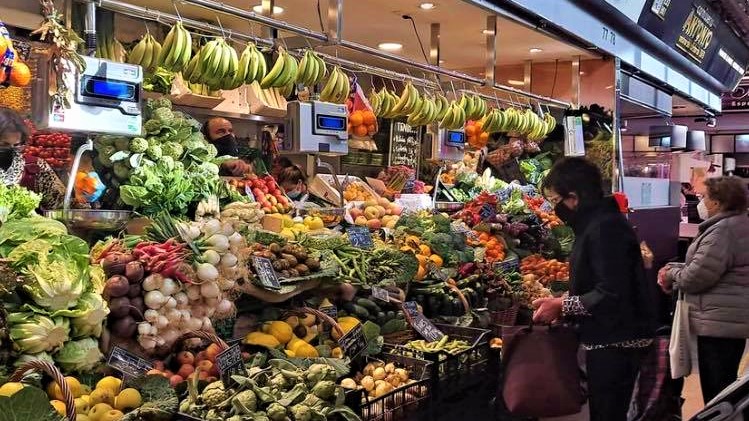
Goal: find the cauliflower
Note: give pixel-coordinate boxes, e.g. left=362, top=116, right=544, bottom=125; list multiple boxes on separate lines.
left=291, top=404, right=311, bottom=421
left=201, top=381, right=231, bottom=407
left=152, top=107, right=175, bottom=125
left=143, top=119, right=163, bottom=134
left=146, top=144, right=163, bottom=161
left=311, top=380, right=336, bottom=400
left=230, top=390, right=257, bottom=414
left=129, top=137, right=148, bottom=153
left=266, top=402, right=287, bottom=421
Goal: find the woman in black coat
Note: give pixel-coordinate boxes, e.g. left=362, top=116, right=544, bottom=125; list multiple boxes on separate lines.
left=532, top=157, right=657, bottom=421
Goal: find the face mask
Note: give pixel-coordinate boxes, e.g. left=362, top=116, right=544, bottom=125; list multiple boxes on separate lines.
left=213, top=134, right=238, bottom=157
left=286, top=190, right=302, bottom=200
left=554, top=201, right=576, bottom=224
left=697, top=199, right=710, bottom=220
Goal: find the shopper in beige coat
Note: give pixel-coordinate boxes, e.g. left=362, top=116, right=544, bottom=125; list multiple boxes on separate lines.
left=658, top=176, right=749, bottom=404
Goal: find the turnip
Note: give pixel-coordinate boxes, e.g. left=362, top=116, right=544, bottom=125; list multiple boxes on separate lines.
left=186, top=285, right=201, bottom=301
left=201, top=317, right=212, bottom=330
left=161, top=328, right=180, bottom=345
left=174, top=292, right=188, bottom=307
left=220, top=253, right=238, bottom=268
left=143, top=274, right=164, bottom=292
left=200, top=281, right=220, bottom=298
left=202, top=250, right=221, bottom=266
left=217, top=277, right=235, bottom=291
left=155, top=315, right=169, bottom=329
left=144, top=309, right=159, bottom=323
left=164, top=296, right=177, bottom=309
left=216, top=298, right=234, bottom=315
left=206, top=234, right=229, bottom=253
left=202, top=219, right=221, bottom=236
left=228, top=232, right=243, bottom=247
left=144, top=290, right=167, bottom=309
left=138, top=322, right=153, bottom=336
left=160, top=278, right=180, bottom=296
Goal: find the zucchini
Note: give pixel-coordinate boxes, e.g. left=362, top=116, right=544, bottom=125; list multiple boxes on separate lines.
left=356, top=297, right=381, bottom=313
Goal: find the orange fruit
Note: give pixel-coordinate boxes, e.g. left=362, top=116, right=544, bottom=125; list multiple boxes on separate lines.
left=349, top=111, right=364, bottom=127
left=366, top=124, right=377, bottom=134
left=9, top=61, right=30, bottom=87
left=354, top=125, right=368, bottom=137
left=474, top=121, right=483, bottom=131
left=362, top=110, right=376, bottom=125
left=465, top=125, right=477, bottom=137
left=479, top=132, right=489, bottom=143
left=0, top=37, right=8, bottom=59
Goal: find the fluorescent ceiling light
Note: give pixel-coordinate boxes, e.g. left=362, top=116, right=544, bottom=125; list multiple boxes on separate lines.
left=439, top=59, right=445, bottom=64
left=482, top=29, right=495, bottom=35
left=378, top=42, right=403, bottom=51
left=419, top=2, right=436, bottom=10
left=507, top=79, right=525, bottom=86
left=529, top=48, right=543, bottom=53
left=252, top=5, right=284, bottom=14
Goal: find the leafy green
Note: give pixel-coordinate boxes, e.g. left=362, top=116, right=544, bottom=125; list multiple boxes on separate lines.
left=54, top=292, right=109, bottom=338
left=54, top=337, right=104, bottom=372
left=501, top=188, right=527, bottom=215
left=8, top=312, right=69, bottom=353
left=362, top=321, right=383, bottom=356
left=0, top=185, right=41, bottom=223
left=0, top=386, right=64, bottom=421
left=120, top=162, right=198, bottom=216
left=0, top=217, right=67, bottom=257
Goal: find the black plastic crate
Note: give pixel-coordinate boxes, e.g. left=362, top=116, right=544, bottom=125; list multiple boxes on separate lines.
left=383, top=324, right=491, bottom=400
left=345, top=353, right=433, bottom=421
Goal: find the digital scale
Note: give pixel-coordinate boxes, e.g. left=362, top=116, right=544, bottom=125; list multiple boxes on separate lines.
left=32, top=55, right=143, bottom=136
left=285, top=100, right=348, bottom=155
left=438, top=128, right=465, bottom=161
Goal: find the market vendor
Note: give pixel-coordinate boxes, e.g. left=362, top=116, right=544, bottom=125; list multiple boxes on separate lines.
left=201, top=117, right=252, bottom=177
left=0, top=107, right=65, bottom=209
left=276, top=164, right=307, bottom=200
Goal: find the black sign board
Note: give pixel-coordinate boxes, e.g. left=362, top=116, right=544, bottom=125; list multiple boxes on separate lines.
left=371, top=286, right=390, bottom=302
left=722, top=83, right=749, bottom=112
left=494, top=255, right=520, bottom=273
left=403, top=301, right=445, bottom=342
left=427, top=262, right=449, bottom=282
left=347, top=226, right=374, bottom=249
left=319, top=305, right=338, bottom=320
left=338, top=323, right=367, bottom=358
left=252, top=256, right=281, bottom=290
left=107, top=346, right=153, bottom=380
left=216, top=344, right=248, bottom=388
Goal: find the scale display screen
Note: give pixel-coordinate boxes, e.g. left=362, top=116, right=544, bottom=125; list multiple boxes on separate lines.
left=316, top=115, right=346, bottom=131
left=445, top=130, right=465, bottom=147
left=82, top=77, right=137, bottom=101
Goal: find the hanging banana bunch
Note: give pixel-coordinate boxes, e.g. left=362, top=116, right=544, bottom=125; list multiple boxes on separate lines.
left=319, top=66, right=350, bottom=104
left=157, top=21, right=192, bottom=72
left=127, top=33, right=162, bottom=72
left=260, top=47, right=298, bottom=89
left=296, top=49, right=328, bottom=87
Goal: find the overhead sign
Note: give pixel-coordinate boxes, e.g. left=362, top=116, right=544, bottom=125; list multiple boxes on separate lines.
left=722, top=82, right=749, bottom=112
left=602, top=0, right=648, bottom=23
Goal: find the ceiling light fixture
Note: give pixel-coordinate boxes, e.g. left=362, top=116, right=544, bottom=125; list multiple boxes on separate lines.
left=419, top=2, right=436, bottom=10
left=252, top=5, right=284, bottom=14
left=507, top=79, right=525, bottom=86
left=378, top=42, right=403, bottom=51
left=439, top=59, right=445, bottom=64
left=529, top=48, right=543, bottom=53
left=482, top=29, right=495, bottom=35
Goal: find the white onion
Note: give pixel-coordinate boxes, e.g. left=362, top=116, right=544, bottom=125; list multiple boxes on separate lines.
left=200, top=281, right=220, bottom=298
left=144, top=309, right=159, bottom=323
left=202, top=317, right=213, bottom=331
left=228, top=232, right=244, bottom=246
left=204, top=297, right=219, bottom=307
left=205, top=306, right=216, bottom=318
left=149, top=325, right=158, bottom=336
left=180, top=309, right=191, bottom=322
left=164, top=296, right=177, bottom=309
left=144, top=290, right=167, bottom=309
left=216, top=299, right=234, bottom=315
left=166, top=308, right=182, bottom=323
left=155, top=336, right=166, bottom=346
left=197, top=263, right=219, bottom=283
left=155, top=315, right=169, bottom=329
left=142, top=274, right=164, bottom=292
left=206, top=234, right=230, bottom=253
left=186, top=285, right=201, bottom=301
left=202, top=218, right=221, bottom=236
left=220, top=253, right=238, bottom=268
left=202, top=250, right=221, bottom=266
left=221, top=222, right=235, bottom=236
left=160, top=278, right=180, bottom=296
left=174, top=292, right=189, bottom=307
left=187, top=317, right=203, bottom=331
left=138, top=322, right=153, bottom=336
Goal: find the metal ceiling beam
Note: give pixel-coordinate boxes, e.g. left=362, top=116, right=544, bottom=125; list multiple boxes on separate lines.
left=485, top=15, right=497, bottom=85
left=327, top=0, right=343, bottom=43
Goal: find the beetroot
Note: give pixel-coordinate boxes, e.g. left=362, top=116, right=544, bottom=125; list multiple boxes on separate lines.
left=129, top=296, right=145, bottom=319
left=109, top=296, right=131, bottom=318
left=104, top=275, right=130, bottom=299
left=125, top=261, right=144, bottom=283
left=127, top=283, right=142, bottom=298
left=102, top=253, right=134, bottom=277
left=110, top=315, right=137, bottom=338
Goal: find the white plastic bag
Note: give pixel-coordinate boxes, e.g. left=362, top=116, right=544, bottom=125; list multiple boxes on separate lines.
left=670, top=291, right=692, bottom=378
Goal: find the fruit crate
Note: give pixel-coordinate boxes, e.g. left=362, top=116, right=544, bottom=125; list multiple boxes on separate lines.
left=345, top=353, right=433, bottom=421
left=383, top=324, right=491, bottom=401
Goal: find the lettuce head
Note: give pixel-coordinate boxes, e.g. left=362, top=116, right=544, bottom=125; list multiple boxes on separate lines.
left=54, top=337, right=104, bottom=372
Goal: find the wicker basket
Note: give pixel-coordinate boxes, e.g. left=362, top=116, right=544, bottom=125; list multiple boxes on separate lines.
left=10, top=360, right=76, bottom=420
left=489, top=304, right=519, bottom=326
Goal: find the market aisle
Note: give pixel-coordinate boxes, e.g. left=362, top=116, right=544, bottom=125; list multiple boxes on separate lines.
left=682, top=374, right=704, bottom=419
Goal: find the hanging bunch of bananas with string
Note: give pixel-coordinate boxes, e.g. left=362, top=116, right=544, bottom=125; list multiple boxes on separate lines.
left=319, top=66, right=350, bottom=104
left=156, top=21, right=192, bottom=72
left=460, top=93, right=488, bottom=121
left=295, top=49, right=328, bottom=87
left=181, top=37, right=238, bottom=90
left=127, top=33, right=162, bottom=72
left=480, top=106, right=557, bottom=139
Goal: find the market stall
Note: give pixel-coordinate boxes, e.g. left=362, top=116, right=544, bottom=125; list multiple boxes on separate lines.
left=0, top=0, right=643, bottom=420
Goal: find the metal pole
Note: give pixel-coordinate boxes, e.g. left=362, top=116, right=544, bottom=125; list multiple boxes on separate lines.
left=613, top=58, right=625, bottom=193
left=485, top=15, right=497, bottom=85
left=523, top=60, right=532, bottom=92
left=261, top=0, right=277, bottom=41
left=430, top=23, right=440, bottom=67
left=327, top=0, right=343, bottom=43
left=571, top=55, right=581, bottom=108
left=83, top=0, right=96, bottom=55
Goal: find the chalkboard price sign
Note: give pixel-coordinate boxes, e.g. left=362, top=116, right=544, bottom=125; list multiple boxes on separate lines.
left=480, top=203, right=496, bottom=220
left=252, top=256, right=281, bottom=290
left=347, top=226, right=374, bottom=249
left=216, top=344, right=248, bottom=388
left=402, top=301, right=445, bottom=342
left=338, top=323, right=367, bottom=358
left=371, top=286, right=390, bottom=302
left=107, top=346, right=153, bottom=380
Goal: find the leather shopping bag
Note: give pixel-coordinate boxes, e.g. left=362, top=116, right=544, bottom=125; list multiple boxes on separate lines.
left=669, top=291, right=691, bottom=379
left=501, top=324, right=585, bottom=417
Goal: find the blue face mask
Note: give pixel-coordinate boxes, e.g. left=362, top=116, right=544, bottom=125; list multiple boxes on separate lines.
left=287, top=190, right=302, bottom=200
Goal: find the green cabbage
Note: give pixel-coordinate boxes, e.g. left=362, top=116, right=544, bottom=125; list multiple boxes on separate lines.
left=59, top=292, right=110, bottom=338
left=8, top=312, right=70, bottom=353
left=54, top=337, right=104, bottom=372
left=13, top=351, right=55, bottom=367
left=0, top=216, right=67, bottom=256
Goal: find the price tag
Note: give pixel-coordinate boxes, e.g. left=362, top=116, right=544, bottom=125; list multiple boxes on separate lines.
left=107, top=346, right=153, bottom=380
left=252, top=256, right=280, bottom=290
left=347, top=226, right=374, bottom=249
left=338, top=323, right=367, bottom=358
left=244, top=184, right=256, bottom=202
left=319, top=305, right=338, bottom=320
left=403, top=301, right=445, bottom=342
left=480, top=203, right=496, bottom=220
left=427, top=262, right=449, bottom=282
left=371, top=286, right=390, bottom=303
left=494, top=255, right=520, bottom=273
left=216, top=344, right=248, bottom=388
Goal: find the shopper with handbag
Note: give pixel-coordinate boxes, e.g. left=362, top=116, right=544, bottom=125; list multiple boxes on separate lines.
left=658, top=176, right=749, bottom=405
left=532, top=157, right=657, bottom=421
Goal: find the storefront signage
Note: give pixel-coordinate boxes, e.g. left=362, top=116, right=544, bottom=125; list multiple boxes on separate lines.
left=602, top=0, right=648, bottom=23
left=722, top=82, right=749, bottom=112
left=675, top=5, right=714, bottom=64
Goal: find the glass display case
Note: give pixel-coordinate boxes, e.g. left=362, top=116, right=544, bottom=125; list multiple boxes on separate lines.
left=622, top=151, right=672, bottom=208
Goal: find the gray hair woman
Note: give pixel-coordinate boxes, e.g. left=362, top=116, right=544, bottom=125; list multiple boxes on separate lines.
left=659, top=176, right=749, bottom=403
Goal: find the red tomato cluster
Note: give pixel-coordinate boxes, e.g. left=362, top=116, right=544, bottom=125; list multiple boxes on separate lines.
left=228, top=174, right=292, bottom=214
left=22, top=120, right=72, bottom=169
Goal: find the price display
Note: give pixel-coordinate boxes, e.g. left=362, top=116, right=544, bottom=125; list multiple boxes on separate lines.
left=252, top=256, right=281, bottom=290
left=216, top=344, right=248, bottom=388
left=371, top=286, right=390, bottom=302
left=338, top=323, right=367, bottom=358
left=347, top=226, right=374, bottom=249
left=403, top=301, right=445, bottom=342
left=107, top=346, right=153, bottom=380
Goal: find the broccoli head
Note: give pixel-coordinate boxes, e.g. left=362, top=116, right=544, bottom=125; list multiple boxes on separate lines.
left=152, top=97, right=173, bottom=111
left=129, top=137, right=148, bottom=153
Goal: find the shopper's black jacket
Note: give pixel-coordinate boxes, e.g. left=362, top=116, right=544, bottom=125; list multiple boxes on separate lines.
left=567, top=197, right=657, bottom=345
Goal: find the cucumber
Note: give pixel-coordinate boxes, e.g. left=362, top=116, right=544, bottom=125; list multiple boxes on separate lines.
left=376, top=311, right=387, bottom=324
left=356, top=297, right=381, bottom=313
left=386, top=311, right=396, bottom=321
left=381, top=318, right=408, bottom=335
left=350, top=303, right=370, bottom=319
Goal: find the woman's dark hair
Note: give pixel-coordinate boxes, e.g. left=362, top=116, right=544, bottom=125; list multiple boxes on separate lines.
left=704, top=176, right=748, bottom=212
left=542, top=157, right=604, bottom=203
left=277, top=165, right=306, bottom=185
left=274, top=156, right=293, bottom=169
left=0, top=107, right=29, bottom=143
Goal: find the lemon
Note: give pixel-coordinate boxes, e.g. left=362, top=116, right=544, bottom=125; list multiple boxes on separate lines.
left=77, top=415, right=91, bottom=421
left=0, top=382, right=24, bottom=397
left=114, top=388, right=141, bottom=411
left=46, top=381, right=64, bottom=401
left=75, top=397, right=90, bottom=414
left=80, top=394, right=91, bottom=406
left=90, top=387, right=115, bottom=406
left=99, top=409, right=124, bottom=421
left=64, top=376, right=83, bottom=398
left=50, top=400, right=66, bottom=417
left=88, top=403, right=113, bottom=421
left=95, top=376, right=122, bottom=394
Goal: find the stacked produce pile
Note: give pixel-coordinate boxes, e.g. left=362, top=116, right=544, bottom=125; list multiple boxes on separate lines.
left=22, top=120, right=72, bottom=170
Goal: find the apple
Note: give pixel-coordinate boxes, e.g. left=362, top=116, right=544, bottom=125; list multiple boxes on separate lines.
left=377, top=197, right=391, bottom=207
left=355, top=216, right=368, bottom=226
left=389, top=204, right=403, bottom=216
left=367, top=219, right=382, bottom=230
left=364, top=199, right=378, bottom=208
left=350, top=207, right=363, bottom=219
left=363, top=206, right=380, bottom=220
left=374, top=205, right=386, bottom=218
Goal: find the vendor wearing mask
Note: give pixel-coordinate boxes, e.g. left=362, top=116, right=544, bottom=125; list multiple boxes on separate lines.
left=0, top=107, right=65, bottom=209
left=201, top=117, right=252, bottom=177
left=276, top=165, right=307, bottom=200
